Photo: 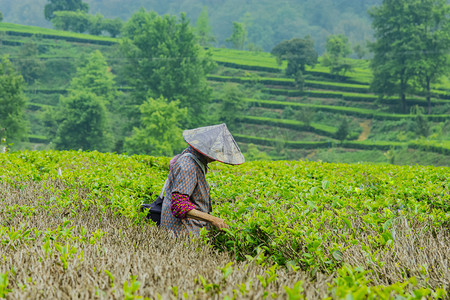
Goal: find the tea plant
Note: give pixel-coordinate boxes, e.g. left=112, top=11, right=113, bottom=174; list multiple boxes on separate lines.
left=123, top=276, right=144, bottom=300
left=0, top=271, right=11, bottom=298
left=0, top=150, right=448, bottom=298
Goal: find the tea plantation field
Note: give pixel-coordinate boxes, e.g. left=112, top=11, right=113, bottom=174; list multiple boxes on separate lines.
left=0, top=151, right=449, bottom=299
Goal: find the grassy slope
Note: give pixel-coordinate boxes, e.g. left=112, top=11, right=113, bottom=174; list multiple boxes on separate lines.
left=0, top=22, right=117, bottom=43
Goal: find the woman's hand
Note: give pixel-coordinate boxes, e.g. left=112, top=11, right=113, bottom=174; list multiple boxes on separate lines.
left=211, top=216, right=229, bottom=230
left=186, top=209, right=229, bottom=230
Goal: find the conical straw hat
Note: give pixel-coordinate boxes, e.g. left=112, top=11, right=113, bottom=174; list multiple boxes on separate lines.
left=183, top=123, right=245, bottom=165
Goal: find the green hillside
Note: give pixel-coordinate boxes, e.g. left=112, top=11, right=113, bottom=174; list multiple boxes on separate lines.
left=1, top=22, right=449, bottom=166
left=208, top=41, right=450, bottom=165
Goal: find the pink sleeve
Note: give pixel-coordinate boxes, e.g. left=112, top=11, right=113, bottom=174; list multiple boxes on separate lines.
left=171, top=193, right=196, bottom=219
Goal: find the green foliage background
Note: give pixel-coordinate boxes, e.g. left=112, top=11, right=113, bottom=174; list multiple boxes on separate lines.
left=0, top=2, right=448, bottom=166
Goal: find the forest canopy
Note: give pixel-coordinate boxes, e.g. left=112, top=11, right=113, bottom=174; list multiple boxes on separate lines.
left=0, top=0, right=381, bottom=53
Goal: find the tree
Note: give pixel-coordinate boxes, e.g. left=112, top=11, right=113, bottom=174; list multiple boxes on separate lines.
left=323, top=34, right=353, bottom=76
left=326, top=35, right=351, bottom=59
left=0, top=11, right=3, bottom=22
left=87, top=13, right=104, bottom=35
left=44, top=0, right=89, bottom=21
left=368, top=0, right=449, bottom=113
left=0, top=56, right=28, bottom=143
left=226, top=22, right=247, bottom=50
left=271, top=37, right=318, bottom=82
left=196, top=6, right=215, bottom=47
left=53, top=51, right=115, bottom=151
left=411, top=105, right=430, bottom=137
left=70, top=50, right=120, bottom=106
left=124, top=97, right=187, bottom=156
left=54, top=90, right=112, bottom=151
left=282, top=106, right=295, bottom=119
left=121, top=9, right=215, bottom=128
left=51, top=10, right=123, bottom=37
left=218, top=84, right=246, bottom=130
left=412, top=0, right=450, bottom=114
left=353, top=43, right=368, bottom=59
left=16, top=41, right=44, bottom=84
left=335, top=117, right=349, bottom=141
left=295, top=107, right=315, bottom=126
left=102, top=18, right=123, bottom=38
left=41, top=106, right=58, bottom=141
left=51, top=10, right=90, bottom=33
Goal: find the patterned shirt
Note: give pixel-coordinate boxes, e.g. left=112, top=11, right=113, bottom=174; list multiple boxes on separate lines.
left=161, top=147, right=212, bottom=236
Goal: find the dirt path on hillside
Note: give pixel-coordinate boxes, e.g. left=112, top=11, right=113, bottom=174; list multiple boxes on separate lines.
left=357, top=120, right=372, bottom=141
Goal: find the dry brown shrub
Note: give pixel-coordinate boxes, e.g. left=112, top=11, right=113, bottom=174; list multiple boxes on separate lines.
left=342, top=217, right=450, bottom=290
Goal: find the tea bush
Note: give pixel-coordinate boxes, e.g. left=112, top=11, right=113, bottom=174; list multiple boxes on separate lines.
left=0, top=150, right=448, bottom=298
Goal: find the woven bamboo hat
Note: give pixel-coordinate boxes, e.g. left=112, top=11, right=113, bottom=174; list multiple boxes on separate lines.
left=183, top=123, right=245, bottom=165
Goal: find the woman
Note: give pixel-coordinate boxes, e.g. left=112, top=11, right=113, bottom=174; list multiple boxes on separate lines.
left=160, top=123, right=245, bottom=236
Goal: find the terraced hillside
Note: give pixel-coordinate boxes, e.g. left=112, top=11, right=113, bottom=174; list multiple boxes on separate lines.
left=208, top=48, right=450, bottom=164
left=0, top=23, right=120, bottom=145
left=1, top=22, right=449, bottom=165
